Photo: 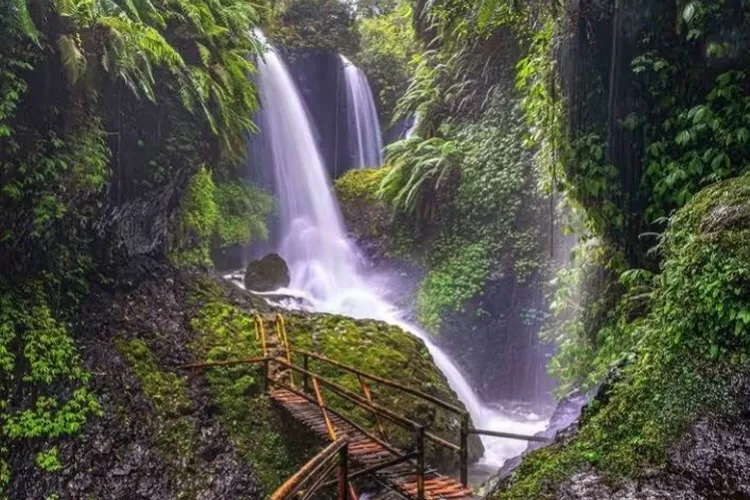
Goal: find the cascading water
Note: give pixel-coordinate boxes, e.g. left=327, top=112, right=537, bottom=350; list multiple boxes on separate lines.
left=340, top=55, right=384, bottom=168
left=255, top=34, right=546, bottom=474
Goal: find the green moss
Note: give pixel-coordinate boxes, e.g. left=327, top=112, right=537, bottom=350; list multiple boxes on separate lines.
left=281, top=312, right=483, bottom=468
left=170, top=171, right=274, bottom=268
left=495, top=174, right=750, bottom=499
left=335, top=167, right=390, bottom=204
left=187, top=282, right=308, bottom=491
left=335, top=166, right=420, bottom=261
left=185, top=276, right=480, bottom=482
left=171, top=167, right=218, bottom=267
left=116, top=339, right=195, bottom=465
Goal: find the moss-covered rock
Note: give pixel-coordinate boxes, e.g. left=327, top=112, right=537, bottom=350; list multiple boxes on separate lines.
left=188, top=274, right=484, bottom=473
left=335, top=167, right=419, bottom=261
left=281, top=313, right=485, bottom=469
left=244, top=253, right=291, bottom=292
left=491, top=174, right=750, bottom=499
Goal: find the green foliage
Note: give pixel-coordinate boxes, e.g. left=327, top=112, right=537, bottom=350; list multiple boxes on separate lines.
left=35, top=448, right=62, bottom=473
left=357, top=2, right=418, bottom=126
left=418, top=242, right=490, bottom=331
left=171, top=166, right=218, bottom=267
left=213, top=180, right=274, bottom=247
left=26, top=0, right=266, bottom=157
left=272, top=0, right=359, bottom=56
left=1, top=117, right=110, bottom=245
left=496, top=174, right=750, bottom=499
left=644, top=71, right=750, bottom=220
left=379, top=135, right=459, bottom=222
left=335, top=167, right=389, bottom=204
left=0, top=281, right=100, bottom=494
left=373, top=87, right=547, bottom=333
left=171, top=169, right=273, bottom=267
left=536, top=1, right=750, bottom=396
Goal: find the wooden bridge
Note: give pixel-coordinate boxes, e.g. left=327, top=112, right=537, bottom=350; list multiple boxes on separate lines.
left=183, top=315, right=550, bottom=500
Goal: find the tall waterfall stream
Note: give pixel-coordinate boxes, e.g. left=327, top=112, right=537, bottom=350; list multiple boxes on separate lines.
left=249, top=34, right=547, bottom=479
left=340, top=55, right=384, bottom=168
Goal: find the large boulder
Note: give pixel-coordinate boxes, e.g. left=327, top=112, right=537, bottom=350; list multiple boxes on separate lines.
left=244, top=253, right=291, bottom=292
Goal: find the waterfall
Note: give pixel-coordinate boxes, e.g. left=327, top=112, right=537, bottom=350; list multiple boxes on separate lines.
left=255, top=34, right=545, bottom=473
left=340, top=55, right=384, bottom=168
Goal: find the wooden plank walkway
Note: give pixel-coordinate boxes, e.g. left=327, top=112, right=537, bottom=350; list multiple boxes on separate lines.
left=271, top=389, right=476, bottom=499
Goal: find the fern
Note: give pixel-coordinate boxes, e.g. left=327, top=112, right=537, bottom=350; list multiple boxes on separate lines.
left=57, top=35, right=88, bottom=86
left=10, top=0, right=39, bottom=42
left=43, top=0, right=264, bottom=158
left=379, top=136, right=460, bottom=219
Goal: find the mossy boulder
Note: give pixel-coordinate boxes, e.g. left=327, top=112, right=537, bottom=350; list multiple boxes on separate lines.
left=189, top=274, right=484, bottom=474
left=281, top=313, right=485, bottom=470
left=244, top=253, right=291, bottom=292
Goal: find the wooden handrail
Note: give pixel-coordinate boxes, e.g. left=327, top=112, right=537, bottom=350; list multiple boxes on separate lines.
left=254, top=315, right=268, bottom=356
left=270, top=379, right=406, bottom=457
left=274, top=358, right=422, bottom=431
left=469, top=428, right=552, bottom=443
left=317, top=452, right=418, bottom=491
left=270, top=436, right=349, bottom=500
left=179, top=324, right=552, bottom=495
left=297, top=350, right=468, bottom=416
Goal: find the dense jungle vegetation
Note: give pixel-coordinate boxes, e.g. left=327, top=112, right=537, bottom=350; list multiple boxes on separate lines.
left=338, top=0, right=750, bottom=496
left=0, top=0, right=275, bottom=491
left=3, top=0, right=750, bottom=497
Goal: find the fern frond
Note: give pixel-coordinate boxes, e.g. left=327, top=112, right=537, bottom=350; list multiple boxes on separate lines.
left=57, top=34, right=88, bottom=85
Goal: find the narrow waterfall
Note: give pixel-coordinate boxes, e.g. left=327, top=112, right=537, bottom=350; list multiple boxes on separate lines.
left=255, top=35, right=544, bottom=471
left=340, top=55, right=384, bottom=168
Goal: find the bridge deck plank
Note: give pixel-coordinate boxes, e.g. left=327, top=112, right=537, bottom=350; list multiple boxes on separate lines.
left=271, top=389, right=476, bottom=500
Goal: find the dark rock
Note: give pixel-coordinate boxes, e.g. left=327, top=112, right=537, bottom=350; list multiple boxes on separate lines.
left=492, top=381, right=750, bottom=499
left=485, top=390, right=589, bottom=494
left=7, top=258, right=264, bottom=500
left=244, top=253, right=291, bottom=292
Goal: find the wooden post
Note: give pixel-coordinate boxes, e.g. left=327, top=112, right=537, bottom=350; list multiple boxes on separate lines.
left=337, top=441, right=348, bottom=500
left=313, top=377, right=337, bottom=440
left=275, top=314, right=295, bottom=387
left=460, top=413, right=469, bottom=487
left=303, top=353, right=310, bottom=394
left=416, top=426, right=425, bottom=500
left=255, top=316, right=268, bottom=356
left=357, top=374, right=389, bottom=441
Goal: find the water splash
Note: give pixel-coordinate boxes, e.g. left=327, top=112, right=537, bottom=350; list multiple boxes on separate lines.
left=340, top=55, right=384, bottom=168
left=255, top=34, right=545, bottom=473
